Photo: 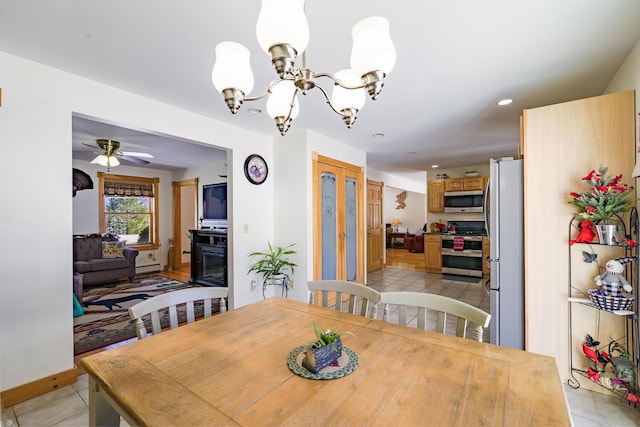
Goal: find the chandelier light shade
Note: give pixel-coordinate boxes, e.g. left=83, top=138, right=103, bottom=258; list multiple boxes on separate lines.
left=331, top=69, right=366, bottom=128
left=211, top=42, right=255, bottom=114
left=266, top=80, right=300, bottom=135
left=211, top=0, right=395, bottom=135
left=256, top=0, right=309, bottom=56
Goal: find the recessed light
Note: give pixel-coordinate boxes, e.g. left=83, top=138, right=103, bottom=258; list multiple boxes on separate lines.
left=497, top=98, right=513, bottom=106
left=431, top=165, right=438, bottom=169
left=372, top=133, right=385, bottom=138
left=247, top=108, right=262, bottom=114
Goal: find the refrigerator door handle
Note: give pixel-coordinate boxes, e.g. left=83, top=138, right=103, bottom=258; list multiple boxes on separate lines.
left=484, top=178, right=491, bottom=238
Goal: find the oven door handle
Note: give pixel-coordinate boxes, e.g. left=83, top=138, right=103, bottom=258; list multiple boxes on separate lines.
left=441, top=248, right=482, bottom=257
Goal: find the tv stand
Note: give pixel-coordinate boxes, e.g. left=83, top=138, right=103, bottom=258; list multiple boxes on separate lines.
left=189, top=229, right=227, bottom=287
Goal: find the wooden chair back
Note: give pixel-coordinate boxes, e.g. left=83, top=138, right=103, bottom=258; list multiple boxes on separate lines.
left=380, top=291, right=491, bottom=341
left=128, top=287, right=228, bottom=339
left=307, top=280, right=381, bottom=318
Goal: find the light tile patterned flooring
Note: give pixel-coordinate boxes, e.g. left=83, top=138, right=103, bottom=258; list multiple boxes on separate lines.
left=4, top=267, right=640, bottom=426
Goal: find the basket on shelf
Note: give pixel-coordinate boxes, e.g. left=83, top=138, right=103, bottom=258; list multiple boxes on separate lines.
left=587, top=289, right=634, bottom=311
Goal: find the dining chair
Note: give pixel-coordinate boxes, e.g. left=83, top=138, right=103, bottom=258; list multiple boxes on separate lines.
left=380, top=291, right=491, bottom=341
left=128, top=287, right=228, bottom=339
left=307, top=280, right=381, bottom=318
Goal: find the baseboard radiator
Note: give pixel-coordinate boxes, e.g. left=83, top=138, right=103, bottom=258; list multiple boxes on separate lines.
left=136, top=263, right=162, bottom=274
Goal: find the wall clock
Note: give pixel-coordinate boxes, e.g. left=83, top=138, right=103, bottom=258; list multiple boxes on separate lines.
left=244, top=154, right=268, bottom=185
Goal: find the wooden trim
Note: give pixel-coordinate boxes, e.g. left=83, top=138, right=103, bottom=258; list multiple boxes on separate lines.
left=316, top=153, right=362, bottom=173
left=1, top=368, right=77, bottom=407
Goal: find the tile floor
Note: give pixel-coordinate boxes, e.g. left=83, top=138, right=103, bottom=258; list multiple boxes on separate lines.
left=4, top=267, right=640, bottom=426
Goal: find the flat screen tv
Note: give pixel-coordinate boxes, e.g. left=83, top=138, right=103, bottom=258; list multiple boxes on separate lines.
left=202, top=183, right=227, bottom=223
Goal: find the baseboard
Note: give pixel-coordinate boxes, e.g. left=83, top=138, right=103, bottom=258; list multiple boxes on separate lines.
left=1, top=368, right=77, bottom=407
left=137, top=263, right=162, bottom=274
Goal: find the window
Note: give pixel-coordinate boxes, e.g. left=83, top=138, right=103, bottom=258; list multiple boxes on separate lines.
left=98, top=172, right=160, bottom=250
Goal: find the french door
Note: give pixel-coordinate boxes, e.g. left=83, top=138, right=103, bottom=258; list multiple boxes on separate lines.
left=312, top=153, right=364, bottom=283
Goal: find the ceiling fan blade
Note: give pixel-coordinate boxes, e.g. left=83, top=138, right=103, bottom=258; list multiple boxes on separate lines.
left=82, top=142, right=99, bottom=150
left=122, top=151, right=153, bottom=158
left=119, top=155, right=151, bottom=165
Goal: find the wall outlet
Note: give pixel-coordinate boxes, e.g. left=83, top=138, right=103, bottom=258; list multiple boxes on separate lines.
left=250, top=279, right=257, bottom=290
left=289, top=279, right=294, bottom=289
left=148, top=253, right=153, bottom=259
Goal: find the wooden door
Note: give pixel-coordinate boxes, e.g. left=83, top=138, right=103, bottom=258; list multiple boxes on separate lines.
left=366, top=179, right=384, bottom=273
left=312, top=153, right=364, bottom=283
left=172, top=178, right=198, bottom=270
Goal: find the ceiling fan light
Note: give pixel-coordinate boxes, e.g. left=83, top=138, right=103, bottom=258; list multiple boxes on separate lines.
left=108, top=156, right=120, bottom=167
left=350, top=16, right=396, bottom=77
left=212, top=41, right=255, bottom=94
left=331, top=69, right=366, bottom=112
left=256, top=0, right=309, bottom=55
left=95, top=154, right=109, bottom=167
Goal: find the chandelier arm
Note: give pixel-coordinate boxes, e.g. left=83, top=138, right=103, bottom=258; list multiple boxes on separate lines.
left=244, top=78, right=295, bottom=102
left=284, top=87, right=301, bottom=122
left=314, top=72, right=366, bottom=90
left=313, top=84, right=346, bottom=116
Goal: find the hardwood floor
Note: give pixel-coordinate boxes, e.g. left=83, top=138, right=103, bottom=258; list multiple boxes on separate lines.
left=384, top=248, right=425, bottom=271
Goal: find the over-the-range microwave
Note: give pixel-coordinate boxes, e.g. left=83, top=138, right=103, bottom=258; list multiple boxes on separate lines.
left=443, top=190, right=484, bottom=213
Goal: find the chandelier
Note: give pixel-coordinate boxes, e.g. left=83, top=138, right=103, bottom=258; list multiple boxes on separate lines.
left=211, top=0, right=396, bottom=136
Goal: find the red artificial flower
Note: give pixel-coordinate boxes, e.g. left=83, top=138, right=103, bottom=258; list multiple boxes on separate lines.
left=582, top=170, right=596, bottom=181
left=570, top=192, right=581, bottom=198
left=598, top=186, right=608, bottom=192
left=586, top=206, right=596, bottom=213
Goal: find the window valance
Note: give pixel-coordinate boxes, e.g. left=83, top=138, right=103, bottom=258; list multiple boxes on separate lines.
left=104, top=181, right=154, bottom=197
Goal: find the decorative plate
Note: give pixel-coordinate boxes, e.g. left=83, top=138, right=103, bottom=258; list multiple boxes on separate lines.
left=287, top=345, right=359, bottom=380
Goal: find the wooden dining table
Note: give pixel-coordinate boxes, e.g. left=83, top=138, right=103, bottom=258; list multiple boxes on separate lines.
left=82, top=297, right=571, bottom=426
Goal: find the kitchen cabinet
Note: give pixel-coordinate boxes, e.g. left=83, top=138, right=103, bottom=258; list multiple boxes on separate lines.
left=427, top=179, right=445, bottom=212
left=444, top=176, right=486, bottom=192
left=482, top=236, right=490, bottom=277
left=424, top=234, right=442, bottom=273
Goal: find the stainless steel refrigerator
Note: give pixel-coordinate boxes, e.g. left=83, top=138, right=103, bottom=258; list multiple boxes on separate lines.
left=485, top=158, right=524, bottom=349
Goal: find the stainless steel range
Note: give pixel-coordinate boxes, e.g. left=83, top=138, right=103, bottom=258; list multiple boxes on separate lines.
left=441, top=220, right=486, bottom=277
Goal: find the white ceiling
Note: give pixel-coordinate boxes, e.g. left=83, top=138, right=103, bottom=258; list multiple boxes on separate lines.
left=1, top=1, right=639, bottom=178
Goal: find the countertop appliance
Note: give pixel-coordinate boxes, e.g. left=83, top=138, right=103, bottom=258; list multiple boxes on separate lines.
left=440, top=220, right=486, bottom=277
left=443, top=190, right=484, bottom=213
left=485, top=158, right=524, bottom=350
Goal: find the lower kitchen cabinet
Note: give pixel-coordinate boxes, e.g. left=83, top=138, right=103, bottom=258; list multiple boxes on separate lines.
left=424, top=234, right=442, bottom=273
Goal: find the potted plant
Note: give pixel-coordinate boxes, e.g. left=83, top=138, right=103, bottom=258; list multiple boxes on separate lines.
left=465, top=170, right=480, bottom=177
left=247, top=242, right=297, bottom=281
left=302, top=323, right=354, bottom=373
left=568, top=166, right=635, bottom=244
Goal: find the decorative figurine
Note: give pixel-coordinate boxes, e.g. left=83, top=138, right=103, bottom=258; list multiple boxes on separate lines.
left=595, top=257, right=634, bottom=297
left=569, top=220, right=596, bottom=245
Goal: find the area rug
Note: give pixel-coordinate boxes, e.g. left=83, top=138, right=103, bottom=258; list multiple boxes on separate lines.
left=73, top=275, right=210, bottom=355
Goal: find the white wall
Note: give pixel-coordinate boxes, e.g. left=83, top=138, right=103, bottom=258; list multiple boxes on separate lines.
left=0, top=51, right=276, bottom=391
left=367, top=168, right=426, bottom=194
left=383, top=186, right=427, bottom=233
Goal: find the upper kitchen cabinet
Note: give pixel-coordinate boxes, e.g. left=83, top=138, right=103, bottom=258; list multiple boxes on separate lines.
left=428, top=179, right=445, bottom=212
left=444, top=176, right=487, bottom=192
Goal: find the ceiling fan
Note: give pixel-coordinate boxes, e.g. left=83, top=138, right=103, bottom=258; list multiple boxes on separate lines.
left=83, top=139, right=153, bottom=167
